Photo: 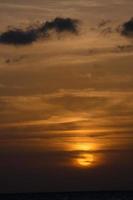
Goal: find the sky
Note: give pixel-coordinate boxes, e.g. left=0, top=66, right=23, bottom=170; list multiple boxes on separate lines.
left=0, top=0, right=133, bottom=193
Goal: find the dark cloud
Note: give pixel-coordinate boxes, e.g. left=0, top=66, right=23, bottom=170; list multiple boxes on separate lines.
left=0, top=17, right=79, bottom=45
left=121, top=17, right=133, bottom=37
left=96, top=18, right=133, bottom=37
left=39, top=17, right=78, bottom=34
left=0, top=28, right=38, bottom=45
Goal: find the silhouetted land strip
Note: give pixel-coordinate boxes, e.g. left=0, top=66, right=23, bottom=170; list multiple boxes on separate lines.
left=0, top=191, right=133, bottom=200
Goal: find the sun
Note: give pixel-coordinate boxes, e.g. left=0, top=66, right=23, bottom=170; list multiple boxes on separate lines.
left=76, top=153, right=94, bottom=167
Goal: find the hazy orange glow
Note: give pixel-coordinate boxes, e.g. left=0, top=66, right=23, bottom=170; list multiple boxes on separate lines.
left=71, top=142, right=97, bottom=151
left=65, top=138, right=102, bottom=168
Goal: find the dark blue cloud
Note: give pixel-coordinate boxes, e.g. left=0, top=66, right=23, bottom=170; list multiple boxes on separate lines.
left=121, top=17, right=133, bottom=37
left=0, top=17, right=79, bottom=45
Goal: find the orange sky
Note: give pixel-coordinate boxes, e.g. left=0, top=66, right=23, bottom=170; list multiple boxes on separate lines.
left=0, top=0, right=133, bottom=193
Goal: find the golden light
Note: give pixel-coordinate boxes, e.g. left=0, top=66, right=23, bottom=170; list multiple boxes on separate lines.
left=76, top=153, right=94, bottom=167
left=62, top=135, right=103, bottom=168
left=73, top=143, right=94, bottom=151
left=69, top=140, right=101, bottom=168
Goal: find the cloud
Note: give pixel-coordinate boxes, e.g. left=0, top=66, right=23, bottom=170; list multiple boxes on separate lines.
left=0, top=28, right=38, bottom=45
left=39, top=17, right=78, bottom=34
left=96, top=18, right=133, bottom=38
left=121, top=17, right=133, bottom=37
left=0, top=17, right=79, bottom=45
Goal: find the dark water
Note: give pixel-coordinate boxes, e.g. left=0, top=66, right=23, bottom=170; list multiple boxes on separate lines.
left=1, top=191, right=133, bottom=200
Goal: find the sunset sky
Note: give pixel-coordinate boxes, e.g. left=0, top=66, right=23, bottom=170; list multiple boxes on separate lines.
left=0, top=0, right=133, bottom=193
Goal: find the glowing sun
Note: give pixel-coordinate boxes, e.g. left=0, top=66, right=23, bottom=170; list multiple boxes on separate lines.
left=76, top=153, right=94, bottom=167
